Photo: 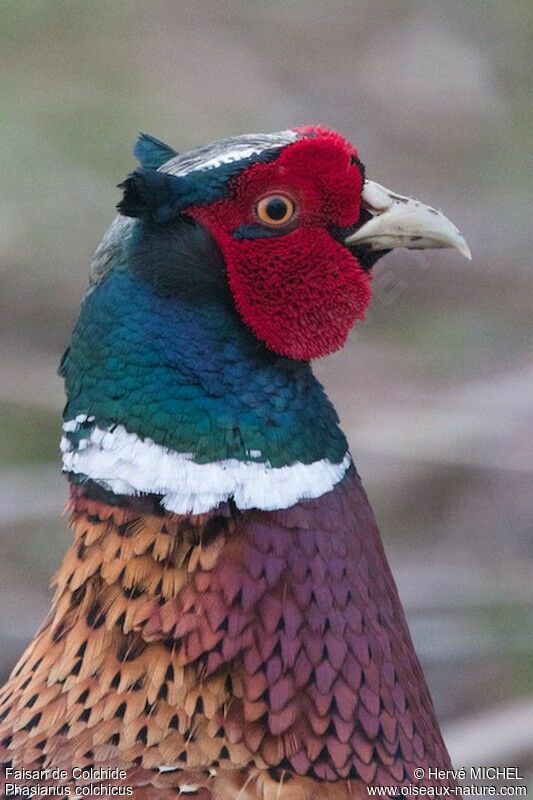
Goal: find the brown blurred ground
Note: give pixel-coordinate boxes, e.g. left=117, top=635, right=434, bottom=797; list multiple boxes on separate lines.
left=0, top=0, right=531, bottom=785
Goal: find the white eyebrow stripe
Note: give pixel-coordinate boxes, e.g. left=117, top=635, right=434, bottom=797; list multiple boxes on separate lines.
left=162, top=130, right=298, bottom=177
left=193, top=146, right=266, bottom=171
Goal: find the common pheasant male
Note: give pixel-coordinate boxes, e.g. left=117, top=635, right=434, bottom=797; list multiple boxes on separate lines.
left=0, top=127, right=470, bottom=799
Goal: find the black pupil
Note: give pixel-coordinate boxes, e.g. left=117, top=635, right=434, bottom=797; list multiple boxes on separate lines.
left=266, top=197, right=288, bottom=221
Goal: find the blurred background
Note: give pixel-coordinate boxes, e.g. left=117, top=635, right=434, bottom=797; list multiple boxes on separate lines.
left=0, top=0, right=532, bottom=788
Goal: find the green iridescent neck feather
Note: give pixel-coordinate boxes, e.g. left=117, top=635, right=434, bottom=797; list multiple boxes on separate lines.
left=61, top=263, right=347, bottom=469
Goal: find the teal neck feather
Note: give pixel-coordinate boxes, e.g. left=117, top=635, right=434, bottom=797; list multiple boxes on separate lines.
left=61, top=265, right=347, bottom=468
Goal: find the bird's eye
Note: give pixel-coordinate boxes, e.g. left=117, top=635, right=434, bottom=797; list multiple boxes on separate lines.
left=255, top=194, right=296, bottom=227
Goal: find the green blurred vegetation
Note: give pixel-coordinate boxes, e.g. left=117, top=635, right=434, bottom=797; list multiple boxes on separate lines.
left=0, top=403, right=58, bottom=466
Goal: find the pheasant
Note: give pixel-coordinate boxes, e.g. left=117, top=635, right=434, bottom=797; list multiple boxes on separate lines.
left=0, top=127, right=470, bottom=799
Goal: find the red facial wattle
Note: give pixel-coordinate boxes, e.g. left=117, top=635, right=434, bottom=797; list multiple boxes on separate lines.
left=189, top=129, right=372, bottom=360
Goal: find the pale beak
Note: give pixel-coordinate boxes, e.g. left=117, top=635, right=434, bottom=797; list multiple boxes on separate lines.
left=345, top=180, right=471, bottom=260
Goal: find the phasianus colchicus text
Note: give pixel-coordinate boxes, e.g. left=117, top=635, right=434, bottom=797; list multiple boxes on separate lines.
left=0, top=128, right=470, bottom=799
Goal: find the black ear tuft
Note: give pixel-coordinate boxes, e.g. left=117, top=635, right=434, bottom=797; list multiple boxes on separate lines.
left=133, top=133, right=178, bottom=169
left=117, top=169, right=193, bottom=223
left=117, top=170, right=160, bottom=218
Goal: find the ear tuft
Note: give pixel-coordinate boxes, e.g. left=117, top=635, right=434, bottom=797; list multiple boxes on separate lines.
left=133, top=133, right=178, bottom=169
left=117, top=169, right=193, bottom=223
